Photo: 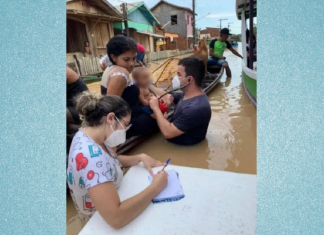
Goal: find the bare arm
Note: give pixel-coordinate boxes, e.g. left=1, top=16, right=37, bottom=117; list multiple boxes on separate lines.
left=150, top=97, right=184, bottom=139
left=118, top=154, right=141, bottom=167
left=66, top=67, right=79, bottom=84
left=89, top=180, right=162, bottom=229
left=100, top=62, right=107, bottom=71
left=107, top=76, right=127, bottom=96
left=229, top=48, right=243, bottom=59
left=209, top=48, right=223, bottom=59
left=148, top=84, right=166, bottom=97
left=139, top=89, right=149, bottom=106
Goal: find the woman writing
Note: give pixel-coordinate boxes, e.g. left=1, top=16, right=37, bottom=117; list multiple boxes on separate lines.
left=67, top=91, right=168, bottom=228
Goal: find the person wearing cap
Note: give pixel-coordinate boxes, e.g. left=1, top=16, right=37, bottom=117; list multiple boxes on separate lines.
left=208, top=28, right=243, bottom=77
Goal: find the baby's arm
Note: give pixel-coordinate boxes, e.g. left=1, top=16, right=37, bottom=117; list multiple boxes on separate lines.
left=139, top=89, right=150, bottom=106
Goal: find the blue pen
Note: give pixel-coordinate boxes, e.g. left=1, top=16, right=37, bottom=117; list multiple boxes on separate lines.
left=161, top=158, right=171, bottom=171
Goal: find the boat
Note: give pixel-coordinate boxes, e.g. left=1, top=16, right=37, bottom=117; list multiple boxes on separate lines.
left=67, top=57, right=223, bottom=157
left=236, top=0, right=257, bottom=105
left=116, top=57, right=224, bottom=154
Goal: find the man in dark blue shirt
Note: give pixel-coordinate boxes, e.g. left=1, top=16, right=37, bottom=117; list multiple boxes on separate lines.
left=149, top=57, right=211, bottom=145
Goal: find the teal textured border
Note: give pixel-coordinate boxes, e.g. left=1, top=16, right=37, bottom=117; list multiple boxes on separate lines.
left=0, top=0, right=323, bottom=234
left=0, top=0, right=66, bottom=234
left=258, top=0, right=324, bottom=233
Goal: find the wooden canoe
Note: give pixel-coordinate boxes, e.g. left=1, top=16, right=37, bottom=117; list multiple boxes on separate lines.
left=116, top=58, right=224, bottom=154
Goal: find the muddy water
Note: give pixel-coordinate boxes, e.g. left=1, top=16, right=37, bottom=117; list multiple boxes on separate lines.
left=127, top=43, right=256, bottom=173
left=67, top=43, right=256, bottom=234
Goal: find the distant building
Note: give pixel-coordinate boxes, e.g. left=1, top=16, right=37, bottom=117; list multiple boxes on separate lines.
left=199, top=27, right=220, bottom=39
left=151, top=0, right=196, bottom=49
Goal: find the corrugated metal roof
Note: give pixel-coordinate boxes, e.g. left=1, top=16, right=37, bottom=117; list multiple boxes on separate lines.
left=150, top=0, right=195, bottom=15
left=114, top=1, right=160, bottom=26
left=67, top=0, right=123, bottom=19
left=236, top=0, right=257, bottom=20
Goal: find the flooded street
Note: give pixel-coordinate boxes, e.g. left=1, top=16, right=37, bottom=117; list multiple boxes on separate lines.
left=127, top=43, right=256, bottom=174
left=67, top=43, right=256, bottom=234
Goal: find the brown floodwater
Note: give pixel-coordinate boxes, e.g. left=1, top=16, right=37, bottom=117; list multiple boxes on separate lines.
left=67, top=43, right=256, bottom=234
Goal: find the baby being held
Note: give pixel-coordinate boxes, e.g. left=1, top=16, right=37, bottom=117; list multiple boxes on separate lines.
left=132, top=67, right=168, bottom=118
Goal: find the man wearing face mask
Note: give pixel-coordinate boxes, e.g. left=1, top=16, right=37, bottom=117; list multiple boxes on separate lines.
left=149, top=57, right=211, bottom=146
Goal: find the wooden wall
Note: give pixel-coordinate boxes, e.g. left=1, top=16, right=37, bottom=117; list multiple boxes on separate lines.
left=91, top=21, right=114, bottom=57
left=66, top=1, right=115, bottom=57
left=66, top=16, right=114, bottom=57
left=67, top=19, right=89, bottom=53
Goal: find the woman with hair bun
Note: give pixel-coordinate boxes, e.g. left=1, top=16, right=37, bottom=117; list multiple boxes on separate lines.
left=67, top=91, right=168, bottom=229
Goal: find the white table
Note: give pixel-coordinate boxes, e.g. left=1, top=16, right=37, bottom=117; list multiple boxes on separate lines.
left=79, top=164, right=256, bottom=235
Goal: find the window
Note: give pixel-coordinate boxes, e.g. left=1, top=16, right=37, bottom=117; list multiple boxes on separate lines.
left=171, top=15, right=177, bottom=25
left=191, top=17, right=194, bottom=26
left=187, top=15, right=189, bottom=25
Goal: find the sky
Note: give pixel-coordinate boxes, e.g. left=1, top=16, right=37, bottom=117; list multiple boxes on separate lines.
left=106, top=0, right=257, bottom=35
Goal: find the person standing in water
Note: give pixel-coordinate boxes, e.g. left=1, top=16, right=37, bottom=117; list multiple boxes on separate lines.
left=207, top=28, right=243, bottom=77
left=149, top=57, right=211, bottom=146
left=67, top=91, right=168, bottom=228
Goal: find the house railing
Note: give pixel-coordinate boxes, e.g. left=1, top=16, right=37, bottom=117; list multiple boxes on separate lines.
left=67, top=49, right=194, bottom=76
left=145, top=49, right=193, bottom=63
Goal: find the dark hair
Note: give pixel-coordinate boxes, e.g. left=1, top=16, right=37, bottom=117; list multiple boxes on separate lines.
left=178, top=57, right=205, bottom=87
left=75, top=91, right=130, bottom=127
left=106, top=35, right=137, bottom=65
left=84, top=41, right=89, bottom=46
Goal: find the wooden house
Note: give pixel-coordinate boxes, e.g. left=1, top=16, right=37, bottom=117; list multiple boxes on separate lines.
left=113, top=1, right=164, bottom=52
left=66, top=0, right=124, bottom=74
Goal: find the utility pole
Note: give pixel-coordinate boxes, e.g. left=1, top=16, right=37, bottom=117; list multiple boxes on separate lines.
left=219, top=18, right=228, bottom=30
left=228, top=22, right=233, bottom=31
left=193, top=0, right=196, bottom=45
left=121, top=3, right=129, bottom=36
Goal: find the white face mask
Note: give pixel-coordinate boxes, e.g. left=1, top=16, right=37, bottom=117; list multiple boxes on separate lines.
left=172, top=75, right=181, bottom=89
left=104, top=117, right=128, bottom=148
left=172, top=75, right=190, bottom=90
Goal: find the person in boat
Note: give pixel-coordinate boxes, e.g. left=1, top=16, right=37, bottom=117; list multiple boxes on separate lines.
left=84, top=41, right=92, bottom=55
left=132, top=67, right=169, bottom=119
left=207, top=28, right=243, bottom=77
left=101, top=35, right=170, bottom=138
left=246, top=29, right=257, bottom=68
left=99, top=54, right=112, bottom=71
left=66, top=66, right=88, bottom=125
left=67, top=91, right=168, bottom=228
left=149, top=56, right=211, bottom=146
